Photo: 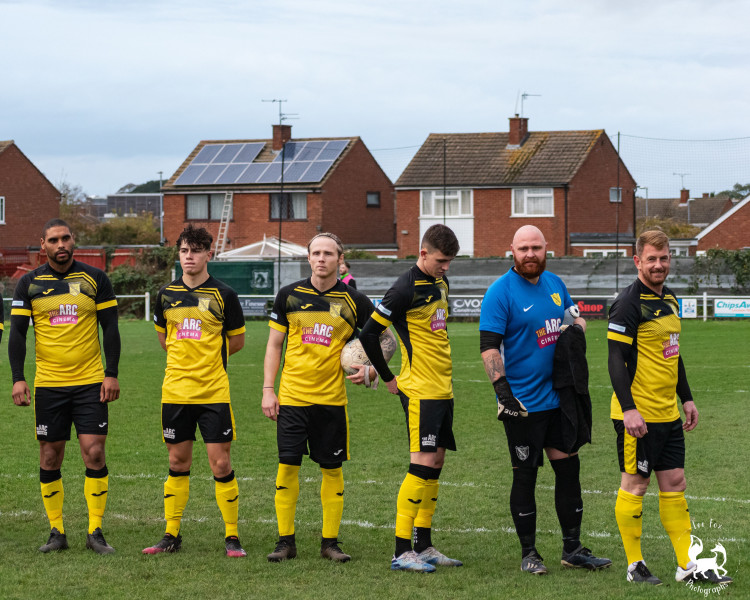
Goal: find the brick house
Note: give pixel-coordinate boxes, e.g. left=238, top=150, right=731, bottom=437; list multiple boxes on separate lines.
left=394, top=117, right=637, bottom=258
left=695, top=194, right=750, bottom=253
left=0, top=141, right=60, bottom=274
left=162, top=125, right=395, bottom=253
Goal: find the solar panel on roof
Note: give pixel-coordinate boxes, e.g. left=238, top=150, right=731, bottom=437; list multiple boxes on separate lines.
left=174, top=139, right=348, bottom=186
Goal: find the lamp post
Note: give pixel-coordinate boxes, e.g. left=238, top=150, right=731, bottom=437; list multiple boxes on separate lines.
left=157, top=171, right=164, bottom=245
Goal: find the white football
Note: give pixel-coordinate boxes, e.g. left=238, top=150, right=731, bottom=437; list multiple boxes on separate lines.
left=340, top=338, right=371, bottom=375
left=340, top=331, right=397, bottom=375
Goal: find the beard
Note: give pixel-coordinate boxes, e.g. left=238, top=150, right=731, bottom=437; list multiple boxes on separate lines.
left=47, top=248, right=72, bottom=265
left=514, top=255, right=546, bottom=280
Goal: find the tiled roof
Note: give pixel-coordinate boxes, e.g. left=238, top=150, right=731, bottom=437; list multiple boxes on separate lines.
left=0, top=140, right=14, bottom=155
left=165, top=137, right=356, bottom=190
left=395, top=130, right=604, bottom=187
left=636, top=195, right=733, bottom=225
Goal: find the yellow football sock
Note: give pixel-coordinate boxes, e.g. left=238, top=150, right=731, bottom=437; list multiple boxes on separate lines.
left=615, top=488, right=644, bottom=565
left=164, top=473, right=190, bottom=537
left=84, top=475, right=108, bottom=534
left=659, top=491, right=692, bottom=569
left=395, top=472, right=427, bottom=540
left=215, top=473, right=240, bottom=538
left=275, top=463, right=300, bottom=537
left=320, top=467, right=344, bottom=539
left=40, top=479, right=64, bottom=533
left=414, top=478, right=439, bottom=529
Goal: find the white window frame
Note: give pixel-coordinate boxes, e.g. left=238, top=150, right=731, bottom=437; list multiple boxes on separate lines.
left=512, top=188, right=554, bottom=217
left=609, top=187, right=622, bottom=203
left=186, top=193, right=233, bottom=220
left=582, top=248, right=627, bottom=257
left=505, top=250, right=555, bottom=257
left=271, top=192, right=307, bottom=220
left=0, top=196, right=5, bottom=224
left=420, top=189, right=473, bottom=218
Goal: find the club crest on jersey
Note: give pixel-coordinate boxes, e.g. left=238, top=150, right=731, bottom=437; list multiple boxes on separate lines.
left=69, top=282, right=81, bottom=296
left=515, top=446, right=530, bottom=461
left=198, top=297, right=210, bottom=312
left=177, top=318, right=202, bottom=340
left=329, top=303, right=342, bottom=318
left=662, top=333, right=679, bottom=359
left=302, top=322, right=333, bottom=346
left=551, top=293, right=562, bottom=306
left=431, top=308, right=447, bottom=332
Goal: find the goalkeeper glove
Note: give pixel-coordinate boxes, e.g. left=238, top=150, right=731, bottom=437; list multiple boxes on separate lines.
left=493, top=376, right=528, bottom=420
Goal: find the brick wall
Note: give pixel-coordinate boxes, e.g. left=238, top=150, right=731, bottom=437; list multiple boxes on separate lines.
left=395, top=190, right=420, bottom=257
left=697, top=200, right=750, bottom=250
left=0, top=144, right=60, bottom=247
left=320, top=139, right=395, bottom=245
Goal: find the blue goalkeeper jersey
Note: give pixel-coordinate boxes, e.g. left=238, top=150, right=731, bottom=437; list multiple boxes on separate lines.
left=480, top=268, right=574, bottom=412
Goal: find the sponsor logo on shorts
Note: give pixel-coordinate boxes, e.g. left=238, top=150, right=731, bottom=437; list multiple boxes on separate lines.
left=36, top=424, right=48, bottom=437
left=301, top=322, right=333, bottom=346
left=176, top=317, right=202, bottom=340
left=49, top=304, right=79, bottom=325
left=431, top=308, right=447, bottom=332
left=99, top=422, right=107, bottom=428
left=222, top=428, right=232, bottom=435
left=515, top=445, right=530, bottom=461
left=637, top=459, right=649, bottom=473
left=421, top=434, right=437, bottom=447
left=662, top=333, right=679, bottom=359
left=163, top=428, right=176, bottom=440
left=333, top=449, right=344, bottom=456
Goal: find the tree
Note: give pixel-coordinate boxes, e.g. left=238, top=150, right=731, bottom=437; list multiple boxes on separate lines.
left=128, top=180, right=163, bottom=193
left=636, top=217, right=700, bottom=238
left=718, top=182, right=750, bottom=200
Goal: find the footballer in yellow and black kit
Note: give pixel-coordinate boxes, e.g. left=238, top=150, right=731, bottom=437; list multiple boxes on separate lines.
left=9, top=260, right=120, bottom=439
left=268, top=277, right=374, bottom=463
left=362, top=264, right=456, bottom=454
left=608, top=277, right=692, bottom=478
left=8, top=257, right=120, bottom=553
left=154, top=275, right=246, bottom=443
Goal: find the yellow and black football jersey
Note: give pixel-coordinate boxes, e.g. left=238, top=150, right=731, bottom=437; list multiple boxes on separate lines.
left=10, top=261, right=117, bottom=386
left=269, top=278, right=374, bottom=407
left=154, top=275, right=245, bottom=404
left=608, top=279, right=682, bottom=422
left=370, top=265, right=452, bottom=400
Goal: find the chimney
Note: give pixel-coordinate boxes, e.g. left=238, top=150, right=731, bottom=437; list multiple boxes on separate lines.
left=702, top=192, right=709, bottom=199
left=680, top=189, right=690, bottom=204
left=508, top=114, right=529, bottom=147
left=272, top=124, right=292, bottom=151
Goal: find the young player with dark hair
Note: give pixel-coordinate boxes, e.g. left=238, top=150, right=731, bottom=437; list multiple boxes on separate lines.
left=9, top=219, right=121, bottom=554
left=143, top=224, right=247, bottom=558
left=359, top=224, right=463, bottom=573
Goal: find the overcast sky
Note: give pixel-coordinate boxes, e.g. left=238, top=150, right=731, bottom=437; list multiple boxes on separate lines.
left=2, top=0, right=748, bottom=197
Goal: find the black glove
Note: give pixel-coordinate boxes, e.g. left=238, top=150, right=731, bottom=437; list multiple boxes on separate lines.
left=493, top=376, right=528, bottom=420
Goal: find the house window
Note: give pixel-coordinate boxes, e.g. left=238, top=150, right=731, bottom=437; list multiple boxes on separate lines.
left=609, top=187, right=622, bottom=203
left=270, top=192, right=307, bottom=220
left=582, top=249, right=626, bottom=257
left=506, top=249, right=555, bottom=258
left=366, top=191, right=380, bottom=207
left=186, top=194, right=233, bottom=220
left=420, top=189, right=472, bottom=217
left=512, top=188, right=554, bottom=216
left=0, top=196, right=5, bottom=224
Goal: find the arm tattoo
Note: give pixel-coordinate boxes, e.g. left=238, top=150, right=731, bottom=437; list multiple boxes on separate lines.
left=481, top=350, right=505, bottom=383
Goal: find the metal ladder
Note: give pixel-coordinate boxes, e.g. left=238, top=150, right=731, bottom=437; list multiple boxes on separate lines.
left=213, top=191, right=233, bottom=258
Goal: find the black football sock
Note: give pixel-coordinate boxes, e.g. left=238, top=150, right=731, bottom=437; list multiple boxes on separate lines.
left=510, top=467, right=538, bottom=557
left=551, top=455, right=583, bottom=554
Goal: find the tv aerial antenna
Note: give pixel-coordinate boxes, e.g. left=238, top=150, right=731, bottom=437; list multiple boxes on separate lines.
left=262, top=98, right=298, bottom=124
left=514, top=91, right=541, bottom=117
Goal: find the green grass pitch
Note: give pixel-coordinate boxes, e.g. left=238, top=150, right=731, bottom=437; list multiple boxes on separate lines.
left=0, top=319, right=748, bottom=599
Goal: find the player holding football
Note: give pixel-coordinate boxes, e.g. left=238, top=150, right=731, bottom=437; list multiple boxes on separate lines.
left=359, top=224, right=463, bottom=573
left=9, top=219, right=121, bottom=554
left=143, top=225, right=248, bottom=558
left=608, top=230, right=731, bottom=586
left=479, top=225, right=610, bottom=575
left=262, top=232, right=385, bottom=563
